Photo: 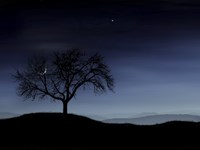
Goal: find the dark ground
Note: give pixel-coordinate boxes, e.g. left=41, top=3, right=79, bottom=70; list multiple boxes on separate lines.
left=0, top=113, right=200, bottom=150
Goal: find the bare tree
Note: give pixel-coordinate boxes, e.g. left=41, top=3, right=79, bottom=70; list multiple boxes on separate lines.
left=13, top=49, right=114, bottom=114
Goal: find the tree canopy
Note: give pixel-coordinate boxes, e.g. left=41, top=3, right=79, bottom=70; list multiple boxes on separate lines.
left=13, top=49, right=114, bottom=114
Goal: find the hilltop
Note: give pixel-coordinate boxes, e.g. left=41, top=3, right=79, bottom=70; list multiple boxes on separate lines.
left=0, top=113, right=200, bottom=150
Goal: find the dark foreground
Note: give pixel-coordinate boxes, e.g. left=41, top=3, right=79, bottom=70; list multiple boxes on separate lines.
left=0, top=113, right=200, bottom=150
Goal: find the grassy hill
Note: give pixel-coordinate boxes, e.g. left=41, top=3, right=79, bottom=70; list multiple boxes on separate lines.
left=0, top=113, right=200, bottom=150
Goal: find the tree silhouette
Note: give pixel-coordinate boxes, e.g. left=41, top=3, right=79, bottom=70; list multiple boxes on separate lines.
left=13, top=49, right=114, bottom=114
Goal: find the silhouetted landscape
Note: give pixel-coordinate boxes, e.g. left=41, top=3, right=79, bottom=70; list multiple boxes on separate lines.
left=2, top=0, right=200, bottom=149
left=0, top=113, right=200, bottom=150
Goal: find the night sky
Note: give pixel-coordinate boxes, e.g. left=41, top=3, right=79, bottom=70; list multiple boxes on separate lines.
left=2, top=0, right=200, bottom=118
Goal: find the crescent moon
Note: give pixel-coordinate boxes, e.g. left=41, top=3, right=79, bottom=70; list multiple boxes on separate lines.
left=44, top=67, right=47, bottom=74
left=38, top=67, right=47, bottom=75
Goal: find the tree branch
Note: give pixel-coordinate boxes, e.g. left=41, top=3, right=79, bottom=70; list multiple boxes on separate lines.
left=50, top=79, right=65, bottom=99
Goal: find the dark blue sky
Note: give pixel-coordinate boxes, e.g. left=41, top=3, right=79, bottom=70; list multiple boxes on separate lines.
left=1, top=0, right=200, bottom=117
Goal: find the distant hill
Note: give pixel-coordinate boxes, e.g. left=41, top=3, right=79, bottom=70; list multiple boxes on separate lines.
left=104, top=114, right=200, bottom=125
left=1, top=113, right=200, bottom=150
left=0, top=112, right=20, bottom=119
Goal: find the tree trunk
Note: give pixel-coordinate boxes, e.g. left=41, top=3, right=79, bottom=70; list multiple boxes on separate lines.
left=62, top=101, right=68, bottom=115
